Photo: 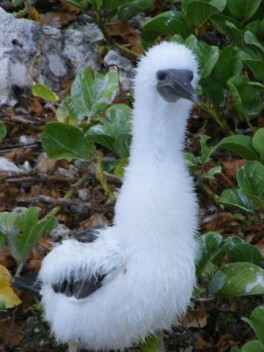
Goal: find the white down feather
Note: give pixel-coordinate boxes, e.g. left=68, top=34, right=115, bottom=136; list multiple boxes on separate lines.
left=39, top=41, right=199, bottom=351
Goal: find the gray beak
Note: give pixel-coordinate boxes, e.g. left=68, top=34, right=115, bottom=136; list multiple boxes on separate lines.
left=156, top=69, right=199, bottom=103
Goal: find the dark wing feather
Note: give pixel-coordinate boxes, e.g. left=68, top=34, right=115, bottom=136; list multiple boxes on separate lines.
left=70, top=226, right=105, bottom=243
left=52, top=273, right=107, bottom=299
left=52, top=227, right=108, bottom=299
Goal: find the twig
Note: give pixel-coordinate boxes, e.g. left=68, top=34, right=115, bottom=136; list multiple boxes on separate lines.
left=45, top=175, right=90, bottom=217
left=96, top=151, right=116, bottom=203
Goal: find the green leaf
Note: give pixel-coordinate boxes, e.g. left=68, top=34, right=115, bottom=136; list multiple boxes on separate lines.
left=217, top=135, right=260, bottom=161
left=202, top=165, right=222, bottom=179
left=220, top=189, right=256, bottom=213
left=139, top=335, right=159, bottom=352
left=237, top=161, right=264, bottom=200
left=244, top=31, right=264, bottom=53
left=7, top=208, right=40, bottom=262
left=199, top=135, right=215, bottom=164
left=0, top=212, right=17, bottom=234
left=16, top=216, right=58, bottom=262
left=244, top=60, right=264, bottom=81
left=118, top=0, right=154, bottom=21
left=227, top=0, right=262, bottom=21
left=241, top=340, right=264, bottom=352
left=65, top=0, right=90, bottom=12
left=32, top=83, right=59, bottom=102
left=225, top=21, right=243, bottom=46
left=228, top=243, right=262, bottom=265
left=66, top=67, right=119, bottom=122
left=86, top=104, right=132, bottom=158
left=185, top=35, right=219, bottom=78
left=242, top=305, right=264, bottom=345
left=186, top=1, right=220, bottom=26
left=142, top=11, right=193, bottom=46
left=214, top=47, right=243, bottom=88
left=101, top=0, right=123, bottom=11
left=0, top=122, right=6, bottom=142
left=15, top=207, right=40, bottom=237
left=252, top=128, right=264, bottom=158
left=227, top=76, right=263, bottom=120
left=114, top=158, right=128, bottom=176
left=41, top=122, right=95, bottom=161
left=0, top=231, right=4, bottom=255
left=209, top=263, right=264, bottom=296
left=196, top=232, right=224, bottom=275
left=0, top=301, right=7, bottom=312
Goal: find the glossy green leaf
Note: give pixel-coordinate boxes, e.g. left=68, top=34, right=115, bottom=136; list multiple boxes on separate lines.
left=227, top=76, right=262, bottom=120
left=228, top=243, right=262, bottom=265
left=142, top=11, right=193, bottom=46
left=227, top=0, right=262, bottom=21
left=209, top=263, right=264, bottom=296
left=196, top=232, right=224, bottom=275
left=252, top=128, right=264, bottom=158
left=185, top=35, right=219, bottom=78
left=244, top=31, right=264, bottom=53
left=186, top=1, right=220, bottom=26
left=41, top=122, right=95, bottom=160
left=86, top=104, right=132, bottom=158
left=214, top=47, right=243, bottom=87
left=0, top=122, right=6, bottom=142
left=242, top=305, right=264, bottom=345
left=244, top=60, right=264, bottom=81
left=237, top=161, right=264, bottom=199
left=210, top=13, right=241, bottom=34
left=32, top=83, right=59, bottom=102
left=118, top=0, right=154, bottom=21
left=220, top=189, right=256, bottom=213
left=241, top=340, right=264, bottom=352
left=225, top=21, right=243, bottom=46
left=101, top=0, right=123, bottom=11
left=66, top=67, right=119, bottom=122
left=217, top=135, right=260, bottom=161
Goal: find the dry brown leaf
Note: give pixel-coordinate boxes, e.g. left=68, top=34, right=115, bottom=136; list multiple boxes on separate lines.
left=221, top=159, right=246, bottom=179
left=80, top=213, right=110, bottom=228
left=0, top=320, right=24, bottom=348
left=40, top=11, right=76, bottom=28
left=182, top=304, right=208, bottom=328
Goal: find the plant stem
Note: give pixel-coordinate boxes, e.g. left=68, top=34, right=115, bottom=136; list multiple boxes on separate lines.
left=15, top=261, right=25, bottom=278
left=201, top=102, right=234, bottom=136
left=45, top=175, right=89, bottom=218
left=96, top=150, right=116, bottom=202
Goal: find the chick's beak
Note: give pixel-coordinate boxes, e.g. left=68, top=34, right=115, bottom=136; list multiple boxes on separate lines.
left=156, top=69, right=199, bottom=103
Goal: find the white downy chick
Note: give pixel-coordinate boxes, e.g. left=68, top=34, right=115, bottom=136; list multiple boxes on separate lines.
left=39, top=41, right=199, bottom=351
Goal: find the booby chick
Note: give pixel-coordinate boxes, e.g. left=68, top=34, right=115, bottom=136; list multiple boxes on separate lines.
left=39, top=42, right=199, bottom=351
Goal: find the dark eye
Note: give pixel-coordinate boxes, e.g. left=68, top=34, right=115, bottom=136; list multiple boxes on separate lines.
left=156, top=70, right=167, bottom=81
left=188, top=71, right=194, bottom=81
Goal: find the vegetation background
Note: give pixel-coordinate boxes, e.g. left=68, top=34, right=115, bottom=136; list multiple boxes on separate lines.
left=0, top=0, right=263, bottom=351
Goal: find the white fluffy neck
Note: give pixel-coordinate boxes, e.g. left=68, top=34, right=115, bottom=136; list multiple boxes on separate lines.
left=113, top=90, right=196, bottom=247
left=129, top=90, right=192, bottom=166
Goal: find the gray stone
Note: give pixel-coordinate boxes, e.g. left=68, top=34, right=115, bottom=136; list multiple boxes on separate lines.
left=0, top=9, right=104, bottom=106
left=104, top=49, right=135, bottom=91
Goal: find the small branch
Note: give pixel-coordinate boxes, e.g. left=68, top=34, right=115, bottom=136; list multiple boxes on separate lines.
left=96, top=151, right=116, bottom=203
left=15, top=261, right=25, bottom=278
left=45, top=175, right=90, bottom=217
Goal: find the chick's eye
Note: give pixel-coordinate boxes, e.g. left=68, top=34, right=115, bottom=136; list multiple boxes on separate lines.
left=188, top=72, right=194, bottom=81
left=156, top=70, right=167, bottom=81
